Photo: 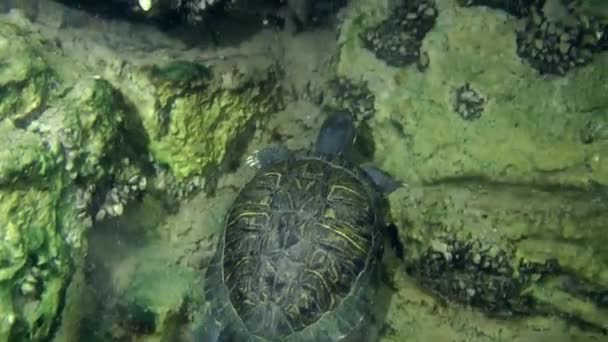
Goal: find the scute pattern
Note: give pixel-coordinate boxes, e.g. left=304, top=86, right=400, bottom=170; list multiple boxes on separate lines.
left=223, top=154, right=378, bottom=339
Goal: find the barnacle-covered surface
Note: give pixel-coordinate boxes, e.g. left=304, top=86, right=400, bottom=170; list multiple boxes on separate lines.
left=338, top=0, right=608, bottom=338
left=392, top=182, right=608, bottom=329
left=515, top=1, right=608, bottom=75
left=323, top=77, right=376, bottom=121
left=359, top=0, right=437, bottom=68
left=0, top=23, right=53, bottom=122
left=456, top=0, right=543, bottom=17
left=339, top=0, right=608, bottom=187
left=0, top=0, right=284, bottom=340
left=453, top=83, right=485, bottom=121
left=454, top=0, right=608, bottom=75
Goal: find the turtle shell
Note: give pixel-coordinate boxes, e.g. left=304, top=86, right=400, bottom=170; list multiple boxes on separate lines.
left=205, top=151, right=383, bottom=341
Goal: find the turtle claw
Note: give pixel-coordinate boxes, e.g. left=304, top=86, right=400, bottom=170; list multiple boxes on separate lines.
left=245, top=151, right=262, bottom=168
left=245, top=145, right=290, bottom=169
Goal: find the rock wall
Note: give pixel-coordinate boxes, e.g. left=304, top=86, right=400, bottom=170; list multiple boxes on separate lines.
left=337, top=0, right=608, bottom=335
left=0, top=3, right=283, bottom=340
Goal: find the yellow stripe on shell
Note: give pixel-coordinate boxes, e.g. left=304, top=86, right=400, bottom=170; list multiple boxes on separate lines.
left=227, top=211, right=269, bottom=226
left=328, top=184, right=366, bottom=201
left=317, top=223, right=366, bottom=255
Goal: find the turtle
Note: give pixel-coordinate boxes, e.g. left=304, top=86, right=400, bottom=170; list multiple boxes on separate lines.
left=199, top=111, right=402, bottom=342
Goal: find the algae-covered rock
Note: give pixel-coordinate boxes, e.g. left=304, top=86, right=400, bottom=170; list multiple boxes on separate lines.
left=0, top=21, right=52, bottom=122
left=338, top=0, right=608, bottom=187
left=337, top=0, right=608, bottom=334
left=380, top=270, right=603, bottom=341
left=135, top=60, right=283, bottom=182
left=0, top=185, right=74, bottom=341
left=0, top=42, right=130, bottom=342
left=389, top=182, right=608, bottom=330
left=0, top=121, right=70, bottom=341
left=0, top=120, right=56, bottom=185
left=31, top=78, right=127, bottom=182
left=0, top=77, right=127, bottom=339
left=0, top=6, right=283, bottom=339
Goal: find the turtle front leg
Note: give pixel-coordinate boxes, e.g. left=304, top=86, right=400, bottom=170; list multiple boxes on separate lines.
left=360, top=164, right=405, bottom=194
left=245, top=145, right=290, bottom=169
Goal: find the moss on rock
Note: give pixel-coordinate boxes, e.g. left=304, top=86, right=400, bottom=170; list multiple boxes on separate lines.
left=0, top=22, right=52, bottom=122
left=0, top=120, right=56, bottom=185
left=32, top=78, right=127, bottom=183
left=338, top=0, right=608, bottom=335
left=0, top=67, right=130, bottom=342
left=0, top=159, right=70, bottom=341
left=337, top=0, right=608, bottom=187
left=136, top=60, right=283, bottom=182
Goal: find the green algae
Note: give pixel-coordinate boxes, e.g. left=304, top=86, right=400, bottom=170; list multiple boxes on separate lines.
left=0, top=52, right=129, bottom=342
left=336, top=0, right=608, bottom=337
left=338, top=0, right=608, bottom=188
left=0, top=180, right=71, bottom=341
left=34, top=78, right=128, bottom=182
left=0, top=120, right=56, bottom=185
left=0, top=10, right=284, bottom=338
left=138, top=60, right=283, bottom=182
left=0, top=22, right=52, bottom=122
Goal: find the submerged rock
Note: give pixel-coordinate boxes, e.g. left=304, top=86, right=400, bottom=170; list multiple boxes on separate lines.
left=391, top=181, right=608, bottom=330
left=137, top=60, right=283, bottom=183
left=0, top=3, right=283, bottom=340
left=456, top=0, right=543, bottom=18
left=359, top=0, right=437, bottom=68
left=0, top=22, right=52, bottom=123
left=338, top=0, right=608, bottom=187
left=0, top=120, right=64, bottom=342
left=0, top=22, right=115, bottom=341
left=0, top=31, right=130, bottom=340
left=338, top=0, right=608, bottom=337
left=30, top=79, right=128, bottom=183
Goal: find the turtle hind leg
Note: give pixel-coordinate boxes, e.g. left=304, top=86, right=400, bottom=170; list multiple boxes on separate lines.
left=245, top=145, right=290, bottom=169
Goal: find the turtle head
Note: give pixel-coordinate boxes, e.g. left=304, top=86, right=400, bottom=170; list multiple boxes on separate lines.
left=315, top=111, right=356, bottom=158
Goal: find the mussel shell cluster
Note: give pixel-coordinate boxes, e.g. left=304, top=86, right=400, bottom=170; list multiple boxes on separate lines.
left=360, top=0, right=437, bottom=68
left=454, top=83, right=485, bottom=121
left=516, top=7, right=607, bottom=75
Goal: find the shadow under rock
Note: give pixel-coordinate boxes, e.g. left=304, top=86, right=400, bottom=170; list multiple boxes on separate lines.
left=50, top=0, right=273, bottom=48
